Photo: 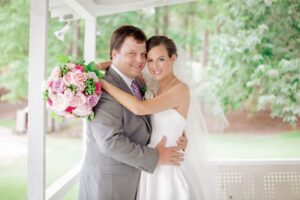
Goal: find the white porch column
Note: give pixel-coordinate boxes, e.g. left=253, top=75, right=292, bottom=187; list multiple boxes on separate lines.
left=84, top=18, right=96, bottom=62
left=82, top=18, right=97, bottom=156
left=28, top=0, right=48, bottom=199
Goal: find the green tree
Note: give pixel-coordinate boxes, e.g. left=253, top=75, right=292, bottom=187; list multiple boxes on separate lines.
left=0, top=0, right=30, bottom=100
left=0, top=0, right=80, bottom=101
left=208, top=0, right=300, bottom=125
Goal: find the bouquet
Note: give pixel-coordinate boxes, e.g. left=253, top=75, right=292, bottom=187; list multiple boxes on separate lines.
left=43, top=56, right=104, bottom=120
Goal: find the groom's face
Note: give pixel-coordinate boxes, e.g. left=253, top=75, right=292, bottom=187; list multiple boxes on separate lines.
left=111, top=36, right=147, bottom=79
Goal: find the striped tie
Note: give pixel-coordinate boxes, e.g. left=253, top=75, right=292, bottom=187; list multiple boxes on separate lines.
left=131, top=80, right=143, bottom=100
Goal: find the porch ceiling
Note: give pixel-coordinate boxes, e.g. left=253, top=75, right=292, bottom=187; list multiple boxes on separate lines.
left=49, top=0, right=195, bottom=21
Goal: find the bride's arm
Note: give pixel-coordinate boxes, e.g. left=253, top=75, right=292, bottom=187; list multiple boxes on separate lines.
left=100, top=79, right=189, bottom=115
left=96, top=61, right=111, bottom=71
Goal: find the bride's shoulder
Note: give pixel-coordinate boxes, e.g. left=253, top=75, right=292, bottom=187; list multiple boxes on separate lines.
left=173, top=81, right=190, bottom=95
left=172, top=81, right=190, bottom=109
left=176, top=80, right=189, bottom=90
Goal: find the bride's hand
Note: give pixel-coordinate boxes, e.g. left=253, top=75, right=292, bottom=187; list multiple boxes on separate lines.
left=176, top=131, right=188, bottom=151
left=156, top=136, right=184, bottom=166
left=96, top=61, right=111, bottom=71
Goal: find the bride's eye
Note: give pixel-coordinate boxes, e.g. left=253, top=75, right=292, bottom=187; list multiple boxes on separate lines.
left=147, top=59, right=153, bottom=63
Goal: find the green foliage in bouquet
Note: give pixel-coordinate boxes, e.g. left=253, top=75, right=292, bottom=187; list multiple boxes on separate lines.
left=141, top=85, right=147, bottom=97
left=43, top=89, right=49, bottom=101
left=84, top=62, right=105, bottom=79
left=67, top=85, right=78, bottom=93
left=85, top=79, right=96, bottom=95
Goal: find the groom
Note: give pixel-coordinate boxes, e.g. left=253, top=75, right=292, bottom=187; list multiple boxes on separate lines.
left=78, top=25, right=186, bottom=200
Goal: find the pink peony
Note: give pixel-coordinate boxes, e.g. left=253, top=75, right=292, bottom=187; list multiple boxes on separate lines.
left=52, top=94, right=68, bottom=112
left=65, top=106, right=76, bottom=113
left=48, top=89, right=56, bottom=101
left=48, top=99, right=53, bottom=106
left=48, top=80, right=54, bottom=88
left=63, top=89, right=75, bottom=101
left=74, top=65, right=84, bottom=73
left=63, top=72, right=74, bottom=85
left=95, top=82, right=101, bottom=95
left=73, top=70, right=87, bottom=85
left=73, top=104, right=92, bottom=117
left=52, top=79, right=65, bottom=93
left=66, top=63, right=75, bottom=69
left=69, top=93, right=87, bottom=107
left=50, top=67, right=61, bottom=79
left=87, top=95, right=99, bottom=107
left=76, top=83, right=85, bottom=92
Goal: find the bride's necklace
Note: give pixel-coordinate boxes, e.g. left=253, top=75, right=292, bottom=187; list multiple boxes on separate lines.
left=158, top=77, right=177, bottom=94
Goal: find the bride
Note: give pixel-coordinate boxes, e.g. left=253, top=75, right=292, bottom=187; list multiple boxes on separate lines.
left=100, top=35, right=223, bottom=199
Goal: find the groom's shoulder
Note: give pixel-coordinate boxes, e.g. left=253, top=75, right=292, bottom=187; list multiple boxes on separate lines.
left=95, top=76, right=121, bottom=109
left=98, top=69, right=121, bottom=102
left=104, top=67, right=120, bottom=86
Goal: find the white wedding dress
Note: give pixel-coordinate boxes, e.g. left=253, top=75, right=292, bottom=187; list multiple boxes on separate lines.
left=136, top=46, right=228, bottom=200
left=137, top=109, right=207, bottom=200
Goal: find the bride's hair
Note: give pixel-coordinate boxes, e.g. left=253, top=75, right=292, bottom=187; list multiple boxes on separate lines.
left=146, top=36, right=177, bottom=58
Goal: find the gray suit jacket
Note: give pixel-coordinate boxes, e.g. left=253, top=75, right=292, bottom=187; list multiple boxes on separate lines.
left=78, top=67, right=159, bottom=200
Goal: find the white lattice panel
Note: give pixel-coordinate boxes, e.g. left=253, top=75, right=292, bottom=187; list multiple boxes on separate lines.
left=215, top=160, right=300, bottom=200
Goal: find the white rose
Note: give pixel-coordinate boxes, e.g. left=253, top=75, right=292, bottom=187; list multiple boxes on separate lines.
left=144, top=88, right=155, bottom=100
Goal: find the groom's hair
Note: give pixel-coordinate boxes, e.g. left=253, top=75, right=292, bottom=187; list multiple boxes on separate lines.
left=110, top=25, right=147, bottom=59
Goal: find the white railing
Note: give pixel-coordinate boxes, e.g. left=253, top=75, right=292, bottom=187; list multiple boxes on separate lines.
left=215, top=160, right=300, bottom=200
left=46, top=162, right=82, bottom=200
left=45, top=160, right=300, bottom=200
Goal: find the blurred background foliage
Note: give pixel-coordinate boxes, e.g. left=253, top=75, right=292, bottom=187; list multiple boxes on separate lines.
left=0, top=0, right=299, bottom=125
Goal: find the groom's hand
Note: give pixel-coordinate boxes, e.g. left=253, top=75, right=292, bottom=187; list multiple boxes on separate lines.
left=156, top=136, right=184, bottom=166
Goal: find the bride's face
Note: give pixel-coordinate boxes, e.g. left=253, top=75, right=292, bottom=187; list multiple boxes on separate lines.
left=146, top=45, right=176, bottom=81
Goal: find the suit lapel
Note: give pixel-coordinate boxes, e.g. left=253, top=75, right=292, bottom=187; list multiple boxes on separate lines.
left=106, top=67, right=152, bottom=131
left=106, top=67, right=132, bottom=95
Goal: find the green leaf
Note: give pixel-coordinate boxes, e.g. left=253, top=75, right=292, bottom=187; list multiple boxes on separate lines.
left=57, top=54, right=70, bottom=65
left=87, top=112, right=95, bottom=121
left=43, top=89, right=49, bottom=101
left=67, top=84, right=78, bottom=93
left=141, top=85, right=147, bottom=96
left=85, top=61, right=104, bottom=79
left=60, top=64, right=69, bottom=76
left=76, top=59, right=85, bottom=66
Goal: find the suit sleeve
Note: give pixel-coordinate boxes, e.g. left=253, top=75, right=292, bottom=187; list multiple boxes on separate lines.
left=90, top=91, right=159, bottom=173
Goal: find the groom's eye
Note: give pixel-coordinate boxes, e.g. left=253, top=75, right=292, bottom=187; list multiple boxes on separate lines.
left=147, top=59, right=153, bottom=63
left=128, top=52, right=136, bottom=57
left=159, top=58, right=165, bottom=62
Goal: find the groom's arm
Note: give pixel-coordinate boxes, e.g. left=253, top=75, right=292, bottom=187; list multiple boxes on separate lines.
left=90, top=92, right=159, bottom=173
